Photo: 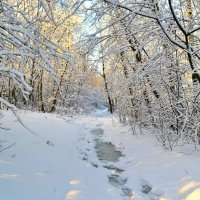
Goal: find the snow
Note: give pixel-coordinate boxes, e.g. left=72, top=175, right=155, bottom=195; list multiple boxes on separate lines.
left=1, top=111, right=200, bottom=200
left=93, top=108, right=108, bottom=117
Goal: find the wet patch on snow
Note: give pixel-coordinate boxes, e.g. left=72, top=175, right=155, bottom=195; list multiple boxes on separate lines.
left=91, top=128, right=104, bottom=137
left=77, top=125, right=166, bottom=200
left=91, top=128, right=135, bottom=199
left=95, top=139, right=123, bottom=162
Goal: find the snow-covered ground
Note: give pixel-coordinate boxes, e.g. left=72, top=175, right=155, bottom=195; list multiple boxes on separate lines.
left=0, top=111, right=200, bottom=200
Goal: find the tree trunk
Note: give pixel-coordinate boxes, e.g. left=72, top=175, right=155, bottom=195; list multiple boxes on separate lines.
left=50, top=63, right=68, bottom=112
left=38, top=70, right=45, bottom=112
left=102, top=59, right=113, bottom=114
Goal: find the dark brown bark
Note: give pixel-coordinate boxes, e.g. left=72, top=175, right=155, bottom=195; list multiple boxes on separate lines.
left=50, top=63, right=68, bottom=112
left=102, top=59, right=113, bottom=114
left=38, top=70, right=45, bottom=112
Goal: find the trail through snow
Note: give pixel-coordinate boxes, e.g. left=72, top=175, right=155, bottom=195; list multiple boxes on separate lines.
left=1, top=111, right=200, bottom=200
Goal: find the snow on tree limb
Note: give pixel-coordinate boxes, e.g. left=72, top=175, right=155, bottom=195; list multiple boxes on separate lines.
left=0, top=0, right=73, bottom=129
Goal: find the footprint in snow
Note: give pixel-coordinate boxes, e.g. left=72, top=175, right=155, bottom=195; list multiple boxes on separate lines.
left=108, top=174, right=128, bottom=188
left=140, top=179, right=165, bottom=199
left=46, top=140, right=54, bottom=146
left=103, top=164, right=124, bottom=173
left=141, top=182, right=152, bottom=194
left=122, top=187, right=133, bottom=197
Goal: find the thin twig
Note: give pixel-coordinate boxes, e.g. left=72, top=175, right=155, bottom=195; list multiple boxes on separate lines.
left=0, top=143, right=16, bottom=153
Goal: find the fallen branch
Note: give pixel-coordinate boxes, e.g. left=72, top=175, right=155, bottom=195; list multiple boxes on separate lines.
left=0, top=142, right=16, bottom=153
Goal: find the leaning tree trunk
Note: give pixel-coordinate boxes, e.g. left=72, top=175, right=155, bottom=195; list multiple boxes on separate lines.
left=102, top=58, right=113, bottom=114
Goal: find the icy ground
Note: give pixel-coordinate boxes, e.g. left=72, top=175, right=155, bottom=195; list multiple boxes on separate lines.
left=0, top=111, right=200, bottom=200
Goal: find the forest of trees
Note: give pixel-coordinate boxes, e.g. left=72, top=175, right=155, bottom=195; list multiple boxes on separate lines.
left=0, top=0, right=200, bottom=150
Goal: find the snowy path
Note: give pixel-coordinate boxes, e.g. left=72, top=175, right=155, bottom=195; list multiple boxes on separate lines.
left=0, top=111, right=128, bottom=200
left=1, top=111, right=200, bottom=200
